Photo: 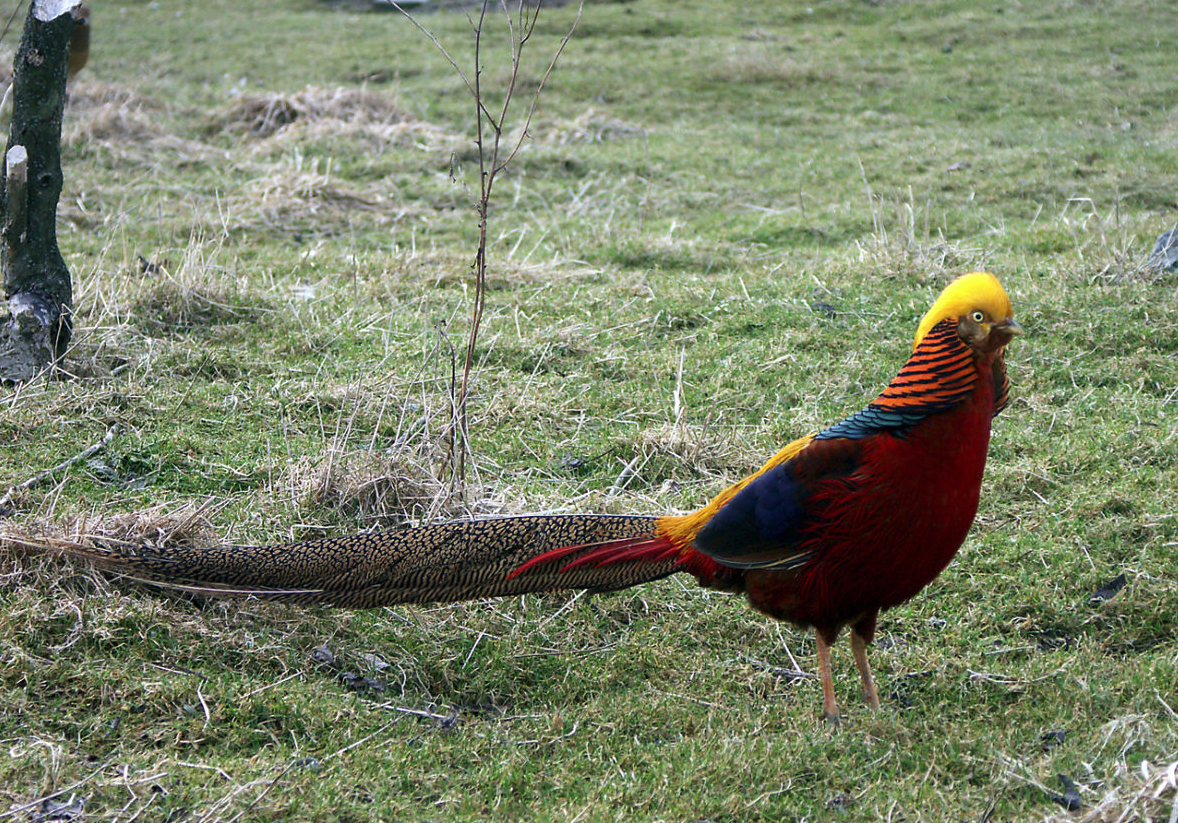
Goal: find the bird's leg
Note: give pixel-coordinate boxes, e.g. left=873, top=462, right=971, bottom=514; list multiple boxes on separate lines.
left=851, top=612, right=881, bottom=710
left=814, top=628, right=840, bottom=724
left=850, top=629, right=881, bottom=710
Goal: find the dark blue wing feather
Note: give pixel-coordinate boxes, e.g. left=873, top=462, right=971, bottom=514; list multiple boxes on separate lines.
left=692, top=437, right=863, bottom=570
left=815, top=404, right=932, bottom=440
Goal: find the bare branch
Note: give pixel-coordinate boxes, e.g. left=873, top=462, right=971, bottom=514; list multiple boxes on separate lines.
left=386, top=3, right=476, bottom=96
left=498, top=0, right=583, bottom=172
left=0, top=423, right=118, bottom=515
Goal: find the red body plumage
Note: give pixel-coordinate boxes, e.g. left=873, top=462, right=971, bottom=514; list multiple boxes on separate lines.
left=740, top=360, right=995, bottom=630
left=520, top=328, right=1002, bottom=634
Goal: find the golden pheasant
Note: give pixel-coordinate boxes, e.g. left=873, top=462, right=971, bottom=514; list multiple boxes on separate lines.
left=30, top=272, right=1018, bottom=721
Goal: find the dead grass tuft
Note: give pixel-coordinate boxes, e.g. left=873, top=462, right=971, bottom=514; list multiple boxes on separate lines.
left=60, top=81, right=222, bottom=169
left=534, top=107, right=645, bottom=145
left=0, top=500, right=219, bottom=560
left=65, top=500, right=219, bottom=550
left=854, top=186, right=986, bottom=279
left=711, top=48, right=833, bottom=88
left=64, top=82, right=167, bottom=141
left=66, top=100, right=163, bottom=145
left=214, top=86, right=464, bottom=163
left=213, top=86, right=411, bottom=138
left=635, top=422, right=743, bottom=478
left=131, top=279, right=268, bottom=334
left=288, top=449, right=451, bottom=529
left=244, top=154, right=388, bottom=223
left=262, top=114, right=463, bottom=155
left=1053, top=197, right=1158, bottom=282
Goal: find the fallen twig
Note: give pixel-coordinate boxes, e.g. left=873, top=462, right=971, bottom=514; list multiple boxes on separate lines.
left=0, top=759, right=111, bottom=820
left=0, top=422, right=118, bottom=515
left=376, top=702, right=460, bottom=727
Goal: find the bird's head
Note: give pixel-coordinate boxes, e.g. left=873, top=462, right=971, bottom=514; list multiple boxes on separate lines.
left=913, top=271, right=1020, bottom=356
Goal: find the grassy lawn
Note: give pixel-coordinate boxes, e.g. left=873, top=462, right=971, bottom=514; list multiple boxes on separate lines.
left=2, top=0, right=1177, bottom=820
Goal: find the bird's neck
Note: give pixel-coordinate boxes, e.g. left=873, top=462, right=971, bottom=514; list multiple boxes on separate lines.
left=872, top=318, right=978, bottom=416
left=813, top=320, right=984, bottom=442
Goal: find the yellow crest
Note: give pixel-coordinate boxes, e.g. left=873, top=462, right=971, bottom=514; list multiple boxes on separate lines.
left=913, top=272, right=1013, bottom=350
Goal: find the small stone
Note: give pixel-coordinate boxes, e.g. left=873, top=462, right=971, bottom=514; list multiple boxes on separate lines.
left=1148, top=229, right=1178, bottom=271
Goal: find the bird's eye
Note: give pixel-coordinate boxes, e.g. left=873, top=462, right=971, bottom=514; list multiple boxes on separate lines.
left=970, top=311, right=985, bottom=323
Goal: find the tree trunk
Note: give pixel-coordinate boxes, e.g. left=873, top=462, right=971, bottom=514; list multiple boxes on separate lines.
left=0, top=0, right=82, bottom=381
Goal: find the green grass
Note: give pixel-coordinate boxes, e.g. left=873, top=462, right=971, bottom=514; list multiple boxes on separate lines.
left=2, top=0, right=1178, bottom=820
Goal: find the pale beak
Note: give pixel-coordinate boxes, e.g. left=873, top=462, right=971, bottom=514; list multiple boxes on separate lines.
left=992, top=317, right=1021, bottom=346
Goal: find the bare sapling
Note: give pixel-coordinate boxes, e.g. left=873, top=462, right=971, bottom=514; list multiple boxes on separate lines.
left=394, top=0, right=582, bottom=495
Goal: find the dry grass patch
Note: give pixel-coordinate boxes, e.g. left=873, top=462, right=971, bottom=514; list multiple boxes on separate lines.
left=0, top=501, right=220, bottom=603
left=211, top=84, right=464, bottom=157
left=62, top=80, right=225, bottom=166
left=66, top=229, right=274, bottom=337
left=242, top=153, right=390, bottom=224
left=66, top=82, right=167, bottom=141
left=711, top=47, right=834, bottom=88
left=635, top=421, right=746, bottom=479
left=852, top=189, right=989, bottom=280
left=214, top=86, right=411, bottom=138
left=53, top=81, right=461, bottom=239
left=533, top=107, right=646, bottom=145
left=258, top=112, right=463, bottom=155
left=1, top=500, right=220, bottom=556
left=131, top=280, right=269, bottom=335
left=284, top=448, right=454, bottom=530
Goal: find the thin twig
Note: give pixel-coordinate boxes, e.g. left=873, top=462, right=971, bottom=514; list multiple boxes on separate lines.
left=176, top=761, right=232, bottom=782
left=607, top=456, right=640, bottom=497
left=500, top=1, right=584, bottom=170
left=376, top=703, right=459, bottom=725
left=510, top=642, right=618, bottom=659
left=0, top=0, right=22, bottom=46
left=320, top=719, right=403, bottom=763
left=222, top=762, right=295, bottom=823
left=0, top=422, right=118, bottom=514
left=387, top=3, right=476, bottom=96
left=748, top=656, right=814, bottom=681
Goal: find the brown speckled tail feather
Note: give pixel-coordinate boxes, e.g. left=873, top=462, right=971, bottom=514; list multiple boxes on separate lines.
left=62, top=514, right=673, bottom=607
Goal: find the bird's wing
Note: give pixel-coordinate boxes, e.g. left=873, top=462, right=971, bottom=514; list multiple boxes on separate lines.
left=690, top=435, right=863, bottom=570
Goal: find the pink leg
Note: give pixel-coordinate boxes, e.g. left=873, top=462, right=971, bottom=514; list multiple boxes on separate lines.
left=850, top=628, right=881, bottom=710
left=815, top=629, right=840, bottom=723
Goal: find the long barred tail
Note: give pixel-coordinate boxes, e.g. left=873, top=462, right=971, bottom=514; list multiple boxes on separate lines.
left=23, top=514, right=688, bottom=608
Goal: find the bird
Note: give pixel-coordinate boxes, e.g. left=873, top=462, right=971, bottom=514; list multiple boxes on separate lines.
left=27, top=271, right=1018, bottom=722
left=67, top=5, right=90, bottom=83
